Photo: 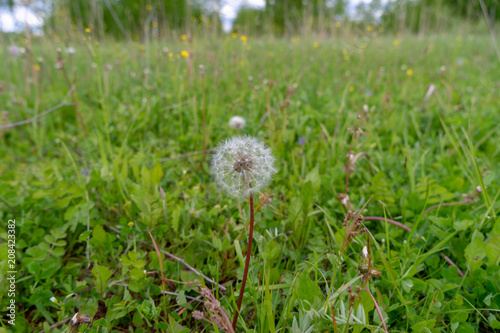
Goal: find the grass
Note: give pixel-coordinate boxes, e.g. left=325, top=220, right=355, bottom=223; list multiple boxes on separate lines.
left=0, top=31, right=500, bottom=332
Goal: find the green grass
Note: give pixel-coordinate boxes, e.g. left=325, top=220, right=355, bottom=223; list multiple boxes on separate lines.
left=1, top=32, right=500, bottom=332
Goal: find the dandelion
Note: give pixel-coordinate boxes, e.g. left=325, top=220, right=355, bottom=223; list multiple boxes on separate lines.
left=406, top=69, right=413, bottom=76
left=181, top=34, right=187, bottom=40
left=181, top=50, right=189, bottom=58
left=313, top=41, right=319, bottom=48
left=85, top=28, right=91, bottom=33
left=146, top=4, right=152, bottom=11
left=228, top=116, right=246, bottom=130
left=128, top=221, right=134, bottom=227
left=456, top=35, right=462, bottom=42
left=393, top=39, right=400, bottom=46
left=367, top=25, right=373, bottom=31
left=335, top=22, right=341, bottom=28
left=240, top=35, right=247, bottom=42
left=211, top=136, right=276, bottom=329
left=211, top=136, right=275, bottom=198
left=232, top=32, right=238, bottom=38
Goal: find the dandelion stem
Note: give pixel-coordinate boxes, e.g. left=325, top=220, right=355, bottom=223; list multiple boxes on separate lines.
left=232, top=191, right=254, bottom=329
left=366, top=282, right=388, bottom=333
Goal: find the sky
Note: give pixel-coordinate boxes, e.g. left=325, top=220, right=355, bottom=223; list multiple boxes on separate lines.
left=0, top=0, right=381, bottom=34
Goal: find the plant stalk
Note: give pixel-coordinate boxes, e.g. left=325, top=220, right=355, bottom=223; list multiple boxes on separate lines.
left=232, top=192, right=254, bottom=329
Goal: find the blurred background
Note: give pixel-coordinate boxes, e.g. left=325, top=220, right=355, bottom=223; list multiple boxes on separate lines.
left=1, top=0, right=498, bottom=38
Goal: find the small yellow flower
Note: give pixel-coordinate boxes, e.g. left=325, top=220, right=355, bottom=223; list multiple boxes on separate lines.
left=33, top=64, right=40, bottom=71
left=152, top=21, right=158, bottom=27
left=349, top=86, right=354, bottom=92
left=342, top=49, right=348, bottom=55
left=367, top=25, right=373, bottom=31
left=344, top=55, right=349, bottom=61
left=168, top=52, right=173, bottom=58
left=128, top=221, right=134, bottom=227
left=232, top=32, right=238, bottom=38
left=146, top=4, right=152, bottom=11
left=406, top=69, right=413, bottom=76
left=393, top=39, right=400, bottom=46
left=335, top=22, right=341, bottom=28
left=181, top=50, right=189, bottom=58
left=456, top=35, right=462, bottom=42
left=361, top=43, right=367, bottom=49
left=139, top=45, right=146, bottom=51
left=240, top=35, right=247, bottom=42
left=268, top=51, right=274, bottom=57
left=85, top=28, right=91, bottom=33
left=181, top=34, right=187, bottom=40
left=313, top=41, right=319, bottom=48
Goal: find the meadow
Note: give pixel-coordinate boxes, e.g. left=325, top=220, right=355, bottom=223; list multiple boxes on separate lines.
left=0, top=29, right=500, bottom=332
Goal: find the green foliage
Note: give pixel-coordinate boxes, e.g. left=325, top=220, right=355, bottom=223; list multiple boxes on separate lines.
left=0, top=30, right=499, bottom=332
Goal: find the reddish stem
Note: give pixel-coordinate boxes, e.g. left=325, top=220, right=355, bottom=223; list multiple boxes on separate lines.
left=362, top=216, right=411, bottom=232
left=440, top=253, right=465, bottom=277
left=232, top=192, right=254, bottom=329
left=366, top=284, right=389, bottom=333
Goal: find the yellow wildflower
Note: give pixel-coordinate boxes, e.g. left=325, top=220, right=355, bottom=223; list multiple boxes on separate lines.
left=313, top=41, right=319, bottom=48
left=232, top=32, right=238, bottom=38
left=406, top=69, right=413, bottom=76
left=181, top=50, right=189, bottom=58
left=240, top=35, right=247, bottom=42
left=128, top=221, right=134, bottom=227
left=393, top=39, right=400, bottom=46
left=367, top=25, right=373, bottom=31
left=456, top=35, right=462, bottom=42
left=146, top=4, right=152, bottom=11
left=349, top=86, right=354, bottom=92
left=335, top=22, right=341, bottom=28
left=181, top=34, right=187, bottom=40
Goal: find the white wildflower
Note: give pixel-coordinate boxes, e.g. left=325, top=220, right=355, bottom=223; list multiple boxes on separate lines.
left=361, top=246, right=368, bottom=258
left=228, top=116, right=246, bottom=130
left=66, top=47, right=75, bottom=55
left=50, top=296, right=58, bottom=303
left=211, top=136, right=276, bottom=198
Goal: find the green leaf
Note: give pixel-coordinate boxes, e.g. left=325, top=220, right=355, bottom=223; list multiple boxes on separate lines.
left=402, top=279, right=414, bottom=293
left=79, top=230, right=92, bottom=242
left=485, top=235, right=500, bottom=266
left=294, top=270, right=324, bottom=308
left=172, top=207, right=181, bottom=233
left=464, top=237, right=486, bottom=272
left=92, top=264, right=112, bottom=294
left=453, top=220, right=474, bottom=231
left=411, top=319, right=435, bottom=333
left=92, top=224, right=107, bottom=243
left=305, top=167, right=321, bottom=191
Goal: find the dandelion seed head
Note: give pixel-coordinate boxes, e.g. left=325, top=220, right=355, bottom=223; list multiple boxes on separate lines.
left=66, top=47, right=75, bottom=55
left=211, top=136, right=276, bottom=198
left=228, top=116, right=246, bottom=129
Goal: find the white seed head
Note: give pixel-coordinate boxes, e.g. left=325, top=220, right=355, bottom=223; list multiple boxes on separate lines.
left=229, top=116, right=246, bottom=129
left=211, top=136, right=276, bottom=198
left=66, top=47, right=75, bottom=55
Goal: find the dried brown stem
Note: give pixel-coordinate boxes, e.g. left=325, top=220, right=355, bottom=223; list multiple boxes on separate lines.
left=422, top=200, right=470, bottom=215
left=104, top=223, right=226, bottom=291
